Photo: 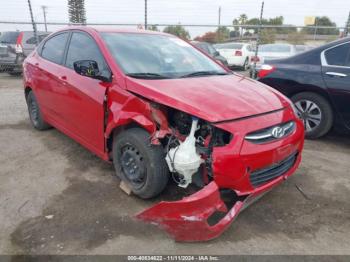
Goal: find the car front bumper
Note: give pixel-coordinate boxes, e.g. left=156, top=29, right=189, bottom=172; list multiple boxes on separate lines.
left=138, top=109, right=305, bottom=242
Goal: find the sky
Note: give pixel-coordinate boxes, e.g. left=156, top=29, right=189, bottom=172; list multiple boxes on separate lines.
left=1, top=0, right=349, bottom=38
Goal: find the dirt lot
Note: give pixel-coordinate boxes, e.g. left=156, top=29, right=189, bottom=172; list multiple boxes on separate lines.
left=0, top=72, right=349, bottom=255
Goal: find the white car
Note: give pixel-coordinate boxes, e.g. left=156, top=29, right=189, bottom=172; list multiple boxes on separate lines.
left=215, top=42, right=254, bottom=70
left=250, top=44, right=297, bottom=67
left=249, top=44, right=298, bottom=77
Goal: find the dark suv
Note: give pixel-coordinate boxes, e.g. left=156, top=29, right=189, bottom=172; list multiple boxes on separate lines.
left=0, top=31, right=49, bottom=75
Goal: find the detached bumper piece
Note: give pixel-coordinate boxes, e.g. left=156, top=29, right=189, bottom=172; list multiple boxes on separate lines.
left=136, top=182, right=245, bottom=242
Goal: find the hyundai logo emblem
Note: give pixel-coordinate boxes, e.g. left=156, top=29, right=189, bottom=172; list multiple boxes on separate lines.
left=271, top=126, right=285, bottom=138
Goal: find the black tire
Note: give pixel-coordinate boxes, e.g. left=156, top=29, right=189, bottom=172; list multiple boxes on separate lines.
left=26, top=91, right=51, bottom=130
left=112, top=128, right=169, bottom=199
left=291, top=92, right=333, bottom=139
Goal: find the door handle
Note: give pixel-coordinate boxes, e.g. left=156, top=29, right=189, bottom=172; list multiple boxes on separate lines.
left=60, top=76, right=67, bottom=85
left=325, top=72, right=347, bottom=77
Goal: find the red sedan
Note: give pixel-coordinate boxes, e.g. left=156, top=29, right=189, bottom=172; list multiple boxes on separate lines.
left=23, top=27, right=304, bottom=242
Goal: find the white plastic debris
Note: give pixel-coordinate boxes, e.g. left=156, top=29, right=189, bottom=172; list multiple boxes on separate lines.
left=166, top=117, right=203, bottom=188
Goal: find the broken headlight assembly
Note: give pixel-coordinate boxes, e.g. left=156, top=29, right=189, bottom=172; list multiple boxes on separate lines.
left=164, top=109, right=233, bottom=188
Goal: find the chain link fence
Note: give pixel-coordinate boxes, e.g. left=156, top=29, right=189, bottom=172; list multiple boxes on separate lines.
left=0, top=22, right=347, bottom=76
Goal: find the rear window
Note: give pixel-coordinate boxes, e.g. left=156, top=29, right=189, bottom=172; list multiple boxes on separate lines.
left=259, top=44, right=291, bottom=53
left=41, top=33, right=69, bottom=64
left=0, top=32, right=20, bottom=44
left=324, top=43, right=350, bottom=66
left=216, top=43, right=243, bottom=50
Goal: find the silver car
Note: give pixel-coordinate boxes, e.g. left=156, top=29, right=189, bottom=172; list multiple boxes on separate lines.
left=0, top=31, right=49, bottom=75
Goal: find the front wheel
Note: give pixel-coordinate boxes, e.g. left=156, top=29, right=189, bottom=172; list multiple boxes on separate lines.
left=291, top=92, right=333, bottom=139
left=112, top=128, right=169, bottom=199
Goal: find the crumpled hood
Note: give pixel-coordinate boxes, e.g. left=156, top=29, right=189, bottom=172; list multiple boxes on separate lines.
left=125, top=74, right=290, bottom=122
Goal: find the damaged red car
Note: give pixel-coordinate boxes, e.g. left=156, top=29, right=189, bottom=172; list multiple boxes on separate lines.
left=23, top=27, right=304, bottom=242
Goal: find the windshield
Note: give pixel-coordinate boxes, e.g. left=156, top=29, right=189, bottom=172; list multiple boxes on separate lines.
left=259, top=44, right=292, bottom=53
left=0, top=32, right=20, bottom=44
left=101, top=33, right=226, bottom=79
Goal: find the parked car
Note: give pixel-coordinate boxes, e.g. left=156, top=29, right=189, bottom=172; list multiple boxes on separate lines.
left=23, top=27, right=304, bottom=241
left=191, top=41, right=228, bottom=66
left=257, top=37, right=350, bottom=139
left=250, top=44, right=298, bottom=77
left=215, top=42, right=254, bottom=70
left=0, top=31, right=49, bottom=75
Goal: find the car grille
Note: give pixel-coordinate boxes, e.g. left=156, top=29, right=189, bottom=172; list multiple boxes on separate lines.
left=245, top=121, right=296, bottom=144
left=249, top=152, right=298, bottom=187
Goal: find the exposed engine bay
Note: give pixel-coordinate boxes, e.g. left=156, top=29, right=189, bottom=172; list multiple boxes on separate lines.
left=161, top=108, right=232, bottom=189
left=136, top=101, right=303, bottom=242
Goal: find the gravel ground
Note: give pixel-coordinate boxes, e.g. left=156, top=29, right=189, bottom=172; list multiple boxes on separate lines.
left=0, top=73, right=349, bottom=255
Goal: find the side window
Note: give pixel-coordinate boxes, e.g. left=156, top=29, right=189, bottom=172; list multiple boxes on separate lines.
left=65, top=32, right=109, bottom=76
left=41, top=33, right=69, bottom=64
left=324, top=43, right=350, bottom=66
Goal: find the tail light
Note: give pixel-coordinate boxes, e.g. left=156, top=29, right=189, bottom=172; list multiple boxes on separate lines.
left=15, top=32, right=24, bottom=54
left=257, top=64, right=275, bottom=78
left=234, top=50, right=242, bottom=56
left=251, top=56, right=260, bottom=63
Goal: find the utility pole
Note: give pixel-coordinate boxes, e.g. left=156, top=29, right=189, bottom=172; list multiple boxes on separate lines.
left=144, top=0, right=148, bottom=30
left=313, top=17, right=318, bottom=41
left=41, top=5, right=48, bottom=32
left=27, top=0, right=39, bottom=45
left=344, top=11, right=350, bottom=37
left=253, top=1, right=264, bottom=79
left=217, top=6, right=221, bottom=42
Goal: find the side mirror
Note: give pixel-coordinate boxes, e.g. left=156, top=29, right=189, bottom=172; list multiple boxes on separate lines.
left=73, top=60, right=110, bottom=82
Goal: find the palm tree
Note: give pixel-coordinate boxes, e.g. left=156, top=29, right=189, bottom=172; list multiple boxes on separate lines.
left=68, top=0, right=86, bottom=24
left=238, top=14, right=248, bottom=36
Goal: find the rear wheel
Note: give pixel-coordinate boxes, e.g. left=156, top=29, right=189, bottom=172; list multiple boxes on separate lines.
left=291, top=92, right=333, bottom=139
left=112, top=128, right=169, bottom=199
left=26, top=91, right=51, bottom=130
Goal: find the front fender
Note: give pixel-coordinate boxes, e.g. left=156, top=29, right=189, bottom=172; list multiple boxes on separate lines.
left=105, top=95, right=157, bottom=139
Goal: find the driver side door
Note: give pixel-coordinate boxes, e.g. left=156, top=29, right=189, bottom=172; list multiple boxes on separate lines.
left=57, top=31, right=112, bottom=155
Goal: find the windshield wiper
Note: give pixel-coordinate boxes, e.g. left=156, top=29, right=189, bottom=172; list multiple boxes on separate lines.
left=180, top=71, right=229, bottom=78
left=126, top=73, right=170, bottom=79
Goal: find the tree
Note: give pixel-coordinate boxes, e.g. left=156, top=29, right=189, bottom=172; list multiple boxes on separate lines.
left=163, top=25, right=190, bottom=40
left=148, top=25, right=159, bottom=31
left=68, top=0, right=86, bottom=24
left=260, top=28, right=276, bottom=44
left=216, top=26, right=230, bottom=42
left=245, top=16, right=296, bottom=34
left=288, top=31, right=306, bottom=45
left=194, top=31, right=217, bottom=43
left=302, top=16, right=339, bottom=35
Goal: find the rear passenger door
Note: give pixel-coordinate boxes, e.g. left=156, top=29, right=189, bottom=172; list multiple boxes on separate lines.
left=321, top=42, right=350, bottom=128
left=35, top=32, right=70, bottom=121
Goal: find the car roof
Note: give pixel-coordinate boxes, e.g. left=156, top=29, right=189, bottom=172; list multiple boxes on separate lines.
left=53, top=26, right=171, bottom=37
